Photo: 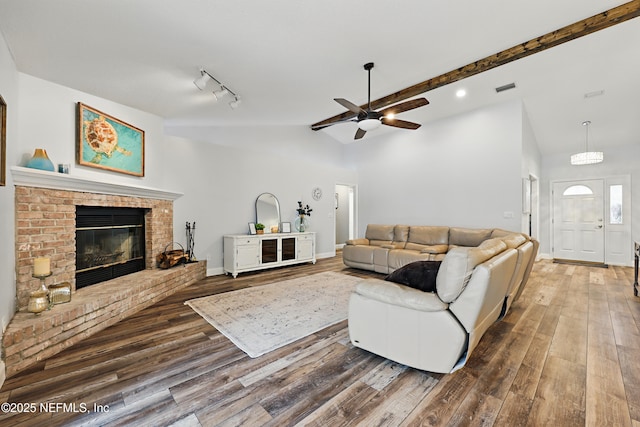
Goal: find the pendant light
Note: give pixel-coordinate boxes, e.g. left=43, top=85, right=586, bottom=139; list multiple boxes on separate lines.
left=570, top=120, right=603, bottom=165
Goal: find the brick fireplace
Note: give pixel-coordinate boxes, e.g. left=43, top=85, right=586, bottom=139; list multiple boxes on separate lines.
left=3, top=167, right=206, bottom=377
left=14, top=185, right=174, bottom=307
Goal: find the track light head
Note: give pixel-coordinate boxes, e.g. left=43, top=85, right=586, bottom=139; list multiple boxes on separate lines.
left=229, top=97, right=242, bottom=109
left=193, top=71, right=211, bottom=90
left=213, top=87, right=229, bottom=101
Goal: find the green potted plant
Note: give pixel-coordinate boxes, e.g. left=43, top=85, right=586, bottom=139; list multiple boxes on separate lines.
left=255, top=223, right=265, bottom=234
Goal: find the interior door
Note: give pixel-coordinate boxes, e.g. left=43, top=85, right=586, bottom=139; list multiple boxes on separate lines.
left=552, top=179, right=604, bottom=263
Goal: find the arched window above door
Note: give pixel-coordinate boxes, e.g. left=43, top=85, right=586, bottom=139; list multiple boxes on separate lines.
left=563, top=185, right=593, bottom=196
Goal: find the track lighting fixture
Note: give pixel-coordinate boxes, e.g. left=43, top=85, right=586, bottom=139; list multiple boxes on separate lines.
left=193, top=68, right=241, bottom=108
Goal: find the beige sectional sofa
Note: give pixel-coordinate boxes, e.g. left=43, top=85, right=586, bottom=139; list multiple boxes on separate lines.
left=344, top=224, right=538, bottom=373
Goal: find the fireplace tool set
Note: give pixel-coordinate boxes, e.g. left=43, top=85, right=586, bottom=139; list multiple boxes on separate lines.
left=186, top=221, right=196, bottom=262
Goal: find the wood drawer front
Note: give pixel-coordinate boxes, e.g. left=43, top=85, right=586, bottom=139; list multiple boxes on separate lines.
left=236, top=238, right=259, bottom=246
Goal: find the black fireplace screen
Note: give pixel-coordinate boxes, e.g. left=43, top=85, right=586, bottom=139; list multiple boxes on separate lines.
left=76, top=206, right=146, bottom=289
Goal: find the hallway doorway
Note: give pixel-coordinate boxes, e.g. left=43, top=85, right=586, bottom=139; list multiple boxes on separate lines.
left=335, top=184, right=356, bottom=249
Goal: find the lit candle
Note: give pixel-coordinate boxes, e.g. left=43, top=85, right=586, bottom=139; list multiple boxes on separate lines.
left=34, top=257, right=51, bottom=276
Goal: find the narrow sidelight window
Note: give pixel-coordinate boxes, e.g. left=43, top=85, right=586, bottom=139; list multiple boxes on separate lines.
left=610, top=184, right=623, bottom=224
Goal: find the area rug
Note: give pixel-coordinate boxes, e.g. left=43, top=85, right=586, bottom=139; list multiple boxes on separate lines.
left=185, top=271, right=362, bottom=358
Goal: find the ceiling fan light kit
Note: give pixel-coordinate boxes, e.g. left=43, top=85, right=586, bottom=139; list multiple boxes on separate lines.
left=312, top=62, right=429, bottom=140
left=194, top=67, right=241, bottom=109
left=358, top=118, right=382, bottom=131
left=571, top=120, right=604, bottom=165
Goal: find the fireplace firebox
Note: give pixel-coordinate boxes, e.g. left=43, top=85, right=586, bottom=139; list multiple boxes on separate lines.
left=76, top=206, right=146, bottom=288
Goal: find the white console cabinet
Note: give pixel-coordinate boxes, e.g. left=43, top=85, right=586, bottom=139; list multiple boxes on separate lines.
left=223, top=232, right=316, bottom=278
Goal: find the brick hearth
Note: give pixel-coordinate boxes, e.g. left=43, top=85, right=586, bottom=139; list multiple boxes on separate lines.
left=4, top=168, right=206, bottom=377
left=3, top=262, right=205, bottom=377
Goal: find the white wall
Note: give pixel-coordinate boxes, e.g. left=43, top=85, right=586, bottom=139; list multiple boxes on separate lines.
left=164, top=132, right=357, bottom=274
left=346, top=100, right=525, bottom=235
left=17, top=74, right=170, bottom=189
left=522, top=107, right=542, bottom=237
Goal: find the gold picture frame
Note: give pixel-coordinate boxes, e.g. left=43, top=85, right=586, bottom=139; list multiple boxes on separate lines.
left=0, top=94, right=6, bottom=186
left=77, top=102, right=145, bottom=176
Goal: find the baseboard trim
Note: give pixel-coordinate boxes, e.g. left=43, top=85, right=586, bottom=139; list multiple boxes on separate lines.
left=553, top=258, right=608, bottom=268
left=317, top=251, right=335, bottom=259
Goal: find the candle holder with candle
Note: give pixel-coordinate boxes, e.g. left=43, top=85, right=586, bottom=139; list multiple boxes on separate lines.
left=32, top=257, right=52, bottom=299
left=33, top=271, right=52, bottom=293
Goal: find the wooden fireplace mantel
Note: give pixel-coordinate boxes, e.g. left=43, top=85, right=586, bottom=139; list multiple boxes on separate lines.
left=11, top=166, right=183, bottom=201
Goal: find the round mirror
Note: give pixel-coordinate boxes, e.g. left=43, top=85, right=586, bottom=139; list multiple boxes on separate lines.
left=255, top=193, right=280, bottom=233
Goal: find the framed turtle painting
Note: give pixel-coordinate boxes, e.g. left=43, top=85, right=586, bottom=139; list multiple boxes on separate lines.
left=77, top=103, right=145, bottom=176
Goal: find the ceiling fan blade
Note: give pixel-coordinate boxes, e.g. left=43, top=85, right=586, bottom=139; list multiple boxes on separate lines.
left=310, top=118, right=357, bottom=130
left=334, top=98, right=366, bottom=114
left=354, top=128, right=367, bottom=139
left=381, top=117, right=422, bottom=130
left=379, top=98, right=429, bottom=116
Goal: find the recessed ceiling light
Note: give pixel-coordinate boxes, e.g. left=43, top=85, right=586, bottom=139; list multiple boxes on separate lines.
left=456, top=89, right=467, bottom=98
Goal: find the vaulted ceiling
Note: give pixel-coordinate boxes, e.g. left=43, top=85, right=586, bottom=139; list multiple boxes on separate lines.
left=1, top=0, right=639, bottom=153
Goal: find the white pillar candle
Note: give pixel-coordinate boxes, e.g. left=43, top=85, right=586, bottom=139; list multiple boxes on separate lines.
left=34, top=257, right=51, bottom=276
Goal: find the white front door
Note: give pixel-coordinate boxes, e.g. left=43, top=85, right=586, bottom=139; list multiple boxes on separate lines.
left=552, top=179, right=605, bottom=263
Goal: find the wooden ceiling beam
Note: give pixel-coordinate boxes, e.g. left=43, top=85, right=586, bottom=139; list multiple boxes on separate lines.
left=311, top=0, right=640, bottom=130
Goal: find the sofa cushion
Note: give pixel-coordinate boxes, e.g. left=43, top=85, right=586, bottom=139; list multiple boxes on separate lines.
left=449, top=227, right=492, bottom=247
left=405, top=226, right=450, bottom=252
left=343, top=245, right=377, bottom=264
left=388, top=250, right=445, bottom=271
left=419, top=245, right=449, bottom=254
left=499, top=233, right=527, bottom=249
left=385, top=261, right=442, bottom=293
left=436, top=238, right=507, bottom=303
left=365, top=224, right=395, bottom=246
left=407, top=226, right=449, bottom=245
left=392, top=225, right=410, bottom=249
left=355, top=279, right=448, bottom=312
left=345, top=238, right=369, bottom=246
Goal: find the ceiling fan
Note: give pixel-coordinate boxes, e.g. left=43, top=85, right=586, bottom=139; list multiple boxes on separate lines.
left=312, top=62, right=429, bottom=140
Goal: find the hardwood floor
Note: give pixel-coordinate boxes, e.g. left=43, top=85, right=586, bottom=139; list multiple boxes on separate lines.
left=1, top=256, right=639, bottom=426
